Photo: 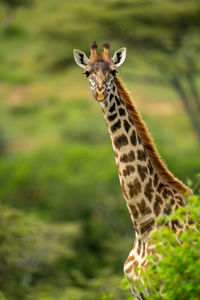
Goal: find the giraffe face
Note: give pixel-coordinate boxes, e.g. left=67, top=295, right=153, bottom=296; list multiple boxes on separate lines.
left=85, top=60, right=116, bottom=101
left=73, top=44, right=126, bottom=102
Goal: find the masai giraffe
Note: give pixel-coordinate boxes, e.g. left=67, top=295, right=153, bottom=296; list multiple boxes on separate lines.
left=73, top=42, right=193, bottom=299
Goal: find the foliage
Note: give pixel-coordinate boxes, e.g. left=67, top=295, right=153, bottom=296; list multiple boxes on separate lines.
left=134, top=193, right=200, bottom=299
left=0, top=205, right=81, bottom=299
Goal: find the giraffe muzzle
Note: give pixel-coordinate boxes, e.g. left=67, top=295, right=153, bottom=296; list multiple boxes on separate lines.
left=96, top=87, right=106, bottom=101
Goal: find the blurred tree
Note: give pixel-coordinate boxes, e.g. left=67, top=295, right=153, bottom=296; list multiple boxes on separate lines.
left=0, top=204, right=81, bottom=299
left=0, top=0, right=33, bottom=28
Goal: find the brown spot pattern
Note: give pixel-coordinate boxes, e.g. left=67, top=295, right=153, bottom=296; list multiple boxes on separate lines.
left=108, top=113, right=117, bottom=122
left=109, top=102, right=116, bottom=113
left=137, top=150, right=146, bottom=161
left=124, top=263, right=133, bottom=274
left=175, top=196, right=184, bottom=207
left=114, top=76, right=191, bottom=197
left=137, top=164, right=148, bottom=182
left=123, top=165, right=135, bottom=176
left=120, top=150, right=135, bottom=163
left=114, top=134, right=128, bottom=150
left=137, top=198, right=151, bottom=215
left=144, top=178, right=154, bottom=202
left=123, top=119, right=131, bottom=133
left=119, top=107, right=126, bottom=116
left=115, top=95, right=121, bottom=105
left=153, top=173, right=158, bottom=187
left=162, top=188, right=173, bottom=199
left=140, top=218, right=155, bottom=234
left=147, top=160, right=153, bottom=175
left=163, top=202, right=171, bottom=215
left=170, top=198, right=175, bottom=206
left=125, top=255, right=135, bottom=265
left=137, top=240, right=141, bottom=255
left=109, top=93, right=114, bottom=101
left=128, top=204, right=138, bottom=219
left=128, top=178, right=142, bottom=198
left=111, top=119, right=121, bottom=133
left=157, top=182, right=165, bottom=193
left=130, top=130, right=137, bottom=146
left=153, top=194, right=163, bottom=217
left=134, top=221, right=139, bottom=234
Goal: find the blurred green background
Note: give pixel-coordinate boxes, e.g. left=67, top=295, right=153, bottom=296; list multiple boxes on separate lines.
left=0, top=0, right=200, bottom=299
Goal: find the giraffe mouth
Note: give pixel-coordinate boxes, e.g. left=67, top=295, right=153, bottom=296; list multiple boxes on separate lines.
left=96, top=95, right=109, bottom=103
left=95, top=90, right=110, bottom=102
left=97, top=92, right=105, bottom=101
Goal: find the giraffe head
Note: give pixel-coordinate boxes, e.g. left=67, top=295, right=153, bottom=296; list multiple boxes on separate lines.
left=73, top=42, right=126, bottom=102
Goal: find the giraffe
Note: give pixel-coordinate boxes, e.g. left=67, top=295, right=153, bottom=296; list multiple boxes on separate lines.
left=73, top=42, right=193, bottom=299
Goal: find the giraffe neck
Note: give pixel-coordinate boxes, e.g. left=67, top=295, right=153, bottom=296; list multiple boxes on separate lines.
left=101, top=84, right=185, bottom=240
left=100, top=82, right=191, bottom=297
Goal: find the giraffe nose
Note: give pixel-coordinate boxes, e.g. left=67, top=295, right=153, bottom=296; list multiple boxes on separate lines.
left=96, top=86, right=106, bottom=101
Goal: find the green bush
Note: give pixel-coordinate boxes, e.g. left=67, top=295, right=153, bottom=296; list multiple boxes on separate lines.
left=0, top=204, right=81, bottom=299
left=135, top=193, right=200, bottom=299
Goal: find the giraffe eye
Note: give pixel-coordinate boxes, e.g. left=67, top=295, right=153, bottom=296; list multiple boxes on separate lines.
left=111, top=69, right=118, bottom=76
left=83, top=70, right=90, bottom=77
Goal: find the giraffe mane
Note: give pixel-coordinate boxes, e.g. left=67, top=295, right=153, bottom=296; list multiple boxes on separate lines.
left=114, top=75, right=193, bottom=196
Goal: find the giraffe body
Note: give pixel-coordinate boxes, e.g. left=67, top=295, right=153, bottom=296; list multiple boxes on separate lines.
left=73, top=42, right=192, bottom=299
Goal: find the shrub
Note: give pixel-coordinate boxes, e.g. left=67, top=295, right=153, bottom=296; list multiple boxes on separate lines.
left=136, top=193, right=200, bottom=300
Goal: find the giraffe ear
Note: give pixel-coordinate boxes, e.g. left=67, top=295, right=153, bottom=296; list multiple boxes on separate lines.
left=112, top=47, right=126, bottom=67
left=73, top=49, right=89, bottom=68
